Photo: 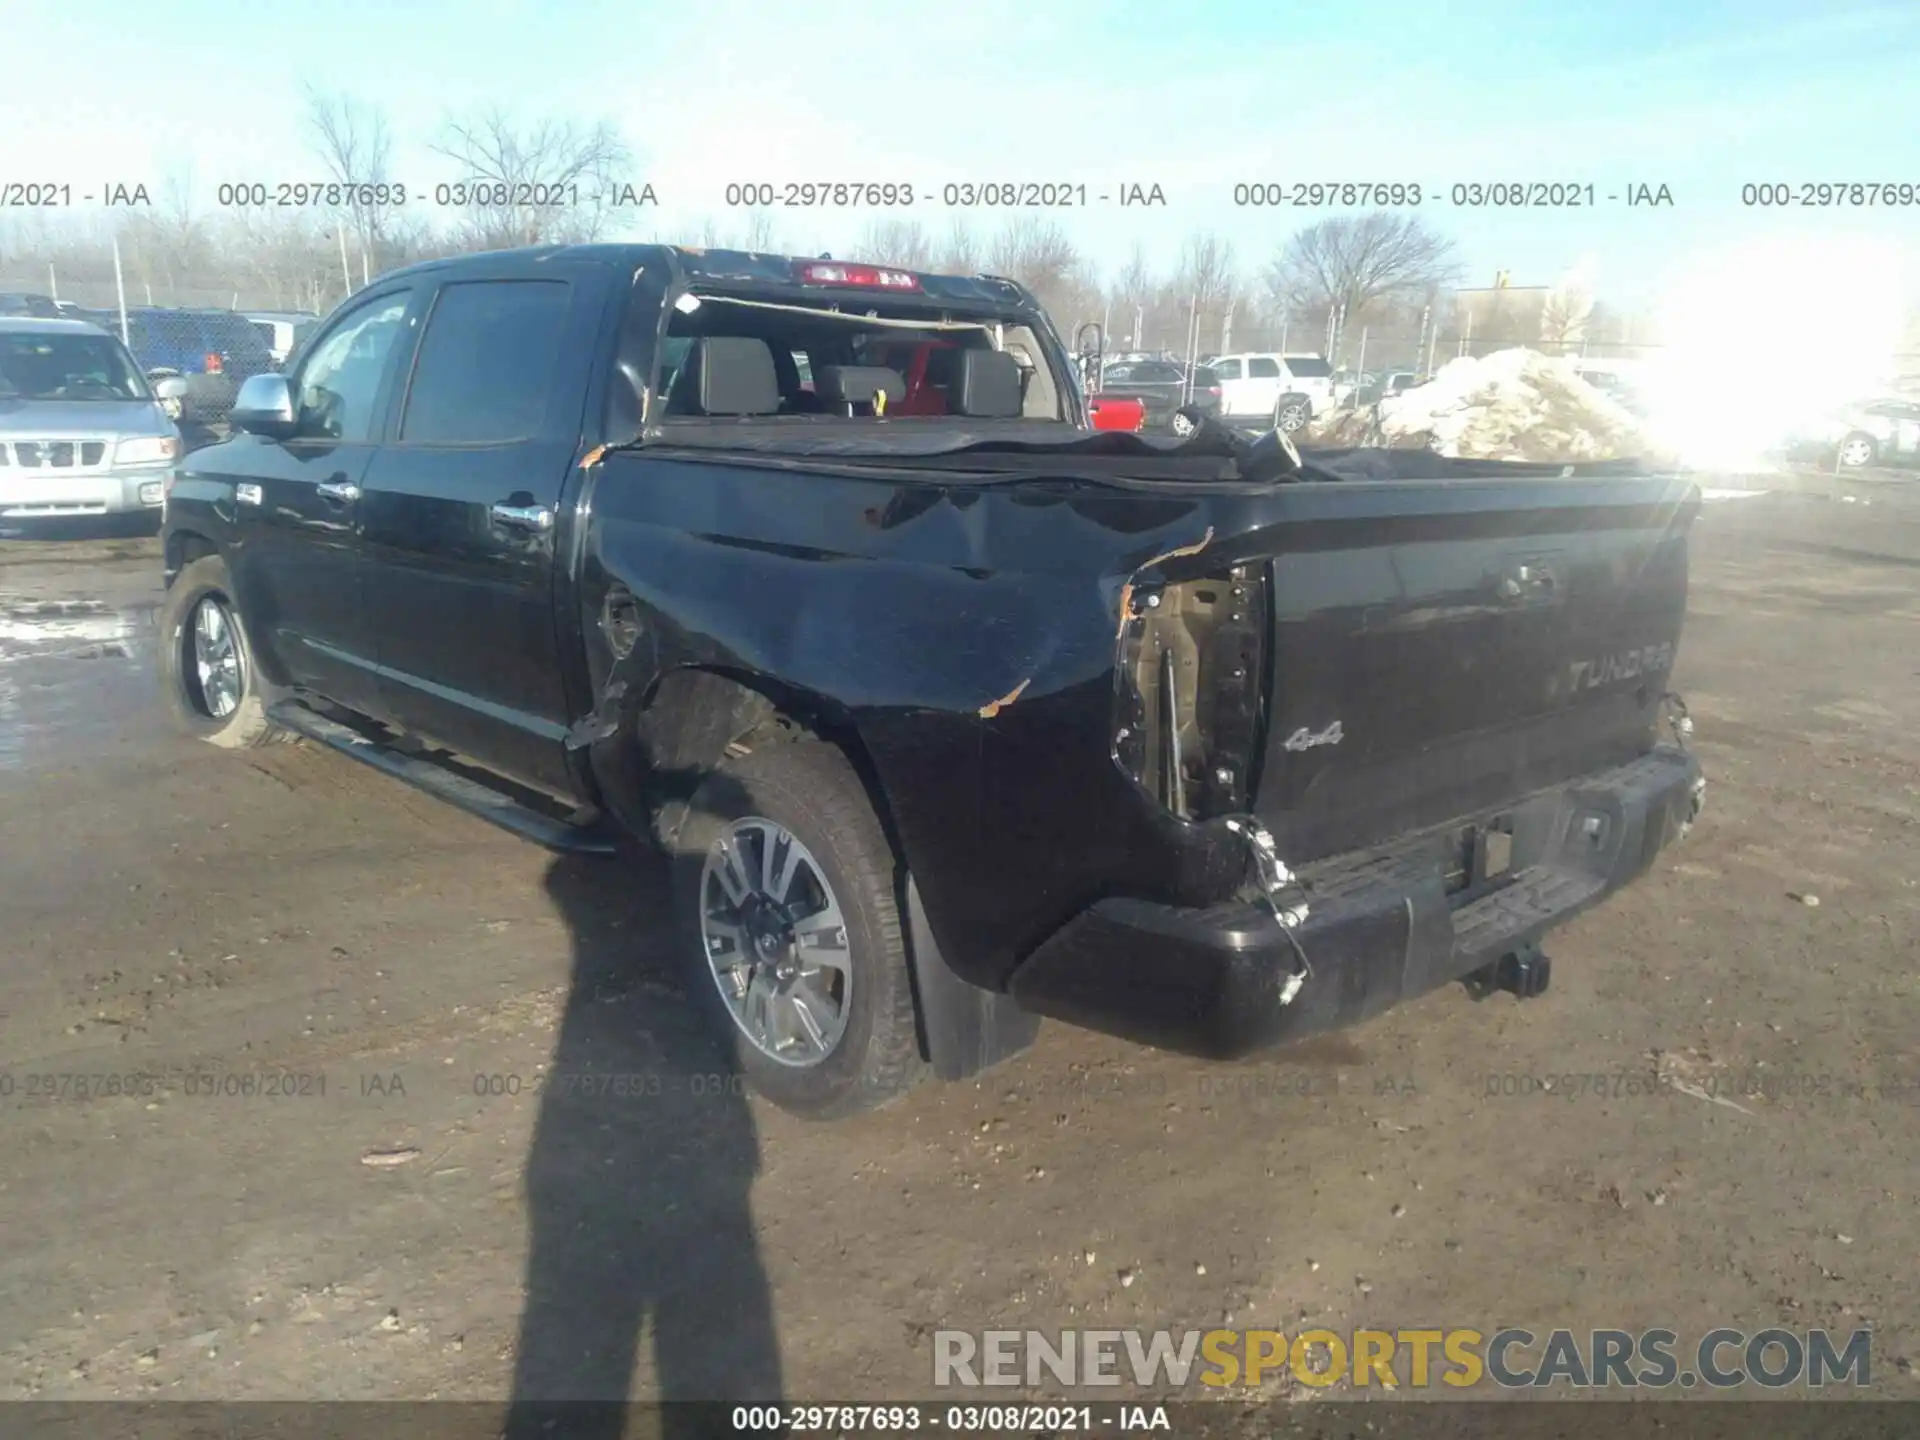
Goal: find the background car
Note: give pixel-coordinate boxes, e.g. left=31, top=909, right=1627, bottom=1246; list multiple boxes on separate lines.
left=1798, top=398, right=1920, bottom=469
left=1354, top=370, right=1423, bottom=406
left=1096, top=359, right=1222, bottom=435
left=121, top=307, right=277, bottom=425
left=1211, top=351, right=1336, bottom=431
left=0, top=317, right=181, bottom=526
left=243, top=310, right=320, bottom=367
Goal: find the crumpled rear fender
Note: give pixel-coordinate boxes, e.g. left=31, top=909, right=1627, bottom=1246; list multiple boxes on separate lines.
left=570, top=453, right=1252, bottom=990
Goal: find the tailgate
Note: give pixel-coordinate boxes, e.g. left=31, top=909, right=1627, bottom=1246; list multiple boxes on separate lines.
left=1246, top=474, right=1697, bottom=864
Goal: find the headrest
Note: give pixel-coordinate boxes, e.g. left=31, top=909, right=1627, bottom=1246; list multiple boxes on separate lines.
left=950, top=349, right=1023, bottom=418
left=694, top=336, right=780, bottom=416
left=815, top=365, right=905, bottom=408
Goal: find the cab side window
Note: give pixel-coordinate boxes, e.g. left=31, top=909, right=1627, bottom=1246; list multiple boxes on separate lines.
left=293, top=295, right=410, bottom=442
left=398, top=281, right=571, bottom=444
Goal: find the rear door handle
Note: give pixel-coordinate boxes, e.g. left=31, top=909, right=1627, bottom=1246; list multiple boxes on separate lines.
left=1498, top=559, right=1559, bottom=601
left=315, top=480, right=361, bottom=503
left=490, top=503, right=554, bottom=532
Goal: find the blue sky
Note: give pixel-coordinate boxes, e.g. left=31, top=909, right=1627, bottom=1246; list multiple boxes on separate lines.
left=4, top=0, right=1917, bottom=306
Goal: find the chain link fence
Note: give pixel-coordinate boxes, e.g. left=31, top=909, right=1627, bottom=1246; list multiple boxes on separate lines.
left=1, top=270, right=311, bottom=437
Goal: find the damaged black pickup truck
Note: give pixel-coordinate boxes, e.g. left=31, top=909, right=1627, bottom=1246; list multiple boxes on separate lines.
left=158, top=243, right=1706, bottom=1118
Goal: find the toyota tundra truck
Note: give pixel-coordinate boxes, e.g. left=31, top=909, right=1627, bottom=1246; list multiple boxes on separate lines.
left=157, top=243, right=1706, bottom=1119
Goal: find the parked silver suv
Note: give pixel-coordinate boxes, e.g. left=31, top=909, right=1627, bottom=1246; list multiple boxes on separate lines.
left=0, top=318, right=181, bottom=522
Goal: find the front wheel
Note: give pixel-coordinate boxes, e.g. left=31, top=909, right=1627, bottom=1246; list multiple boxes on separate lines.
left=159, top=554, right=289, bottom=748
left=1837, top=432, right=1878, bottom=468
left=671, top=737, right=925, bottom=1120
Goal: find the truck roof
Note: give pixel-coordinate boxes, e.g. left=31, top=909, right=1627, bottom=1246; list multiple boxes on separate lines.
left=374, top=243, right=1043, bottom=311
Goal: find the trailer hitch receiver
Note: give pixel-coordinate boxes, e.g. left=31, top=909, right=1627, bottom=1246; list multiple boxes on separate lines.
left=1464, top=941, right=1552, bottom=1001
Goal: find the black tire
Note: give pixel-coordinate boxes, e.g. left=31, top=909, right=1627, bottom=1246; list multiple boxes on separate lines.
left=1274, top=395, right=1312, bottom=433
left=159, top=553, right=289, bottom=748
left=670, top=737, right=924, bottom=1120
left=1836, top=432, right=1878, bottom=469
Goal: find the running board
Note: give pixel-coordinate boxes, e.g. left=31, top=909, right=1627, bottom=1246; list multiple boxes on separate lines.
left=267, top=701, right=619, bottom=856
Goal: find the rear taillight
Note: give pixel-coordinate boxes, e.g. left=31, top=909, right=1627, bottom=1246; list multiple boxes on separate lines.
left=1113, top=562, right=1268, bottom=821
left=204, top=352, right=223, bottom=374
left=1207, top=386, right=1222, bottom=398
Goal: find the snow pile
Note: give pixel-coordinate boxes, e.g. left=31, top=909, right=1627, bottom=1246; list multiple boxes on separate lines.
left=1310, top=348, right=1654, bottom=462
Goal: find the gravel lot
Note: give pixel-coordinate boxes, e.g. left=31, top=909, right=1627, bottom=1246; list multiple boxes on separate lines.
left=0, top=477, right=1915, bottom=1417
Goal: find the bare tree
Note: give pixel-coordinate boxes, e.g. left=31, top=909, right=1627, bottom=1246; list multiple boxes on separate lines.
left=306, top=90, right=396, bottom=270
left=934, top=219, right=982, bottom=276
left=431, top=107, right=634, bottom=249
left=986, top=217, right=1076, bottom=290
left=1174, top=232, right=1238, bottom=355
left=1105, top=245, right=1155, bottom=347
left=1267, top=212, right=1461, bottom=334
left=739, top=210, right=780, bottom=252
left=853, top=219, right=933, bottom=270
left=985, top=217, right=1098, bottom=330
left=119, top=164, right=215, bottom=299
left=1538, top=258, right=1597, bottom=353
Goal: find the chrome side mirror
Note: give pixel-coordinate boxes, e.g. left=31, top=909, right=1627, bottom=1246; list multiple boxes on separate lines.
left=231, top=374, right=298, bottom=438
left=152, top=375, right=189, bottom=420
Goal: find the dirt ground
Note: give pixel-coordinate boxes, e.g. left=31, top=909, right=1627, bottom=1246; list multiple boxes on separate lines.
left=0, top=476, right=1916, bottom=1417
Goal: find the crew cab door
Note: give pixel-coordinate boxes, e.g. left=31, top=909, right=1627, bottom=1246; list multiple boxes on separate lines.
left=354, top=269, right=606, bottom=796
left=208, top=285, right=419, bottom=713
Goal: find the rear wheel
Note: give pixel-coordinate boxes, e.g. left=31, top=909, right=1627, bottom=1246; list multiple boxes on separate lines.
left=159, top=554, right=288, bottom=748
left=1837, top=432, right=1878, bottom=468
left=1274, top=396, right=1312, bottom=433
left=671, top=737, right=924, bottom=1120
left=1170, top=409, right=1199, bottom=438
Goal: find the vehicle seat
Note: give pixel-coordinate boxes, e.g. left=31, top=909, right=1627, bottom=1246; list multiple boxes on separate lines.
left=949, top=349, right=1024, bottom=418
left=665, top=337, right=782, bottom=416
left=814, top=365, right=906, bottom=417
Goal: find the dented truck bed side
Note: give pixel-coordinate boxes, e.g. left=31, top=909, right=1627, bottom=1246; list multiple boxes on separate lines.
left=566, top=445, right=1704, bottom=1057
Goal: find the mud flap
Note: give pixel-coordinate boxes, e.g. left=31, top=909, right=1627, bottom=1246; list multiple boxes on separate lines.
left=905, top=876, right=1041, bottom=1081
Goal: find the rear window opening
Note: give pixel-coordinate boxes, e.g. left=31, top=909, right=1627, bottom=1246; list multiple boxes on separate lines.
left=649, top=288, right=1069, bottom=427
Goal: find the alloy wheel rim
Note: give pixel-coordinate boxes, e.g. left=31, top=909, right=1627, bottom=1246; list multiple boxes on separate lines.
left=699, top=817, right=852, bottom=1067
left=1840, top=439, right=1872, bottom=467
left=190, top=596, right=243, bottom=719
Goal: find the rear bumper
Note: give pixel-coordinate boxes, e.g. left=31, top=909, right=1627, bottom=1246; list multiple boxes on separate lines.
left=0, top=465, right=171, bottom=518
left=1007, top=746, right=1704, bottom=1059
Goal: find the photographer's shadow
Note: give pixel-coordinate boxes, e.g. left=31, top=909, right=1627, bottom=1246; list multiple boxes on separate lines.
left=506, top=793, right=782, bottom=1438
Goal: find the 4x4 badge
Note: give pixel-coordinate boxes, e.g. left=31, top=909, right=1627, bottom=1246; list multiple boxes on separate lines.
left=1283, top=720, right=1344, bottom=752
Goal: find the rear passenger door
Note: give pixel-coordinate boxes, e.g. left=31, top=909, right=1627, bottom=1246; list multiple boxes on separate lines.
left=1212, top=356, right=1251, bottom=415
left=354, top=270, right=605, bottom=795
left=1240, top=356, right=1285, bottom=417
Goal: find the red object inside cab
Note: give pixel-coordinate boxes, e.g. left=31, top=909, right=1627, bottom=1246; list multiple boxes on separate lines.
left=863, top=339, right=961, bottom=416
left=1088, top=394, right=1146, bottom=432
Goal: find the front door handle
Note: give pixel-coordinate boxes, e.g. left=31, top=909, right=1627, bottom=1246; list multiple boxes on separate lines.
left=490, top=503, right=554, bottom=532
left=316, top=480, right=361, bottom=503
